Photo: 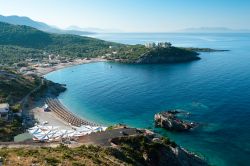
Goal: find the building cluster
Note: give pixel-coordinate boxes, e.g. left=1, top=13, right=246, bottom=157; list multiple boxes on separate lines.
left=0, top=103, right=22, bottom=121
left=145, top=42, right=172, bottom=48
left=0, top=103, right=9, bottom=120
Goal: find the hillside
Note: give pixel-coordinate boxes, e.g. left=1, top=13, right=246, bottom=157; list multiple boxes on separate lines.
left=108, top=44, right=200, bottom=64
left=0, top=135, right=207, bottom=166
left=0, top=22, right=201, bottom=65
left=0, top=22, right=121, bottom=64
left=0, top=68, right=40, bottom=104
left=0, top=15, right=94, bottom=35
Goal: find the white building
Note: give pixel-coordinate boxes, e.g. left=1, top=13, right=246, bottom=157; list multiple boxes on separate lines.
left=48, top=54, right=55, bottom=61
left=0, top=103, right=9, bottom=120
left=145, top=42, right=156, bottom=48
left=158, top=42, right=172, bottom=48
left=145, top=42, right=172, bottom=48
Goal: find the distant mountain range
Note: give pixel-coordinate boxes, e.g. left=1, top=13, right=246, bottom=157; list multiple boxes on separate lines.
left=179, top=27, right=250, bottom=33
left=67, top=25, right=122, bottom=33
left=0, top=15, right=95, bottom=35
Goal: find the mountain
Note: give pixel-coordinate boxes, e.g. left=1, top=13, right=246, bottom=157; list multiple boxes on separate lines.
left=0, top=21, right=117, bottom=49
left=67, top=25, right=122, bottom=33
left=0, top=22, right=121, bottom=64
left=180, top=27, right=250, bottom=33
left=0, top=15, right=94, bottom=35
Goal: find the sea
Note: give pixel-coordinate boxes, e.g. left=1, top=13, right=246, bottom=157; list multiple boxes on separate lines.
left=45, top=33, right=250, bottom=166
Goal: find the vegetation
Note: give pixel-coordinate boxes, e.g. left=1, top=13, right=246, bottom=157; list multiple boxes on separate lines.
left=0, top=22, right=122, bottom=64
left=0, top=68, right=41, bottom=141
left=0, top=45, right=44, bottom=65
left=182, top=47, right=229, bottom=52
left=0, top=135, right=206, bottom=165
left=0, top=67, right=41, bottom=104
left=10, top=103, right=21, bottom=113
left=0, top=116, right=24, bottom=141
left=130, top=46, right=200, bottom=64
left=0, top=67, right=67, bottom=141
left=0, top=144, right=126, bottom=165
left=0, top=22, right=201, bottom=65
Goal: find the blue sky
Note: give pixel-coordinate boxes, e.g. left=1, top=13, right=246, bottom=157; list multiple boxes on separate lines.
left=0, top=0, right=249, bottom=32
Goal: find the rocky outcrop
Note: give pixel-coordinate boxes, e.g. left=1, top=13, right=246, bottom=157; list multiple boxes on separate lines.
left=135, top=47, right=200, bottom=64
left=110, top=134, right=207, bottom=166
left=182, top=47, right=230, bottom=52
left=155, top=110, right=198, bottom=131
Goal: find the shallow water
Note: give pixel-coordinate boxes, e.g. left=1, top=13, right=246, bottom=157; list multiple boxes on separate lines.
left=45, top=33, right=250, bottom=166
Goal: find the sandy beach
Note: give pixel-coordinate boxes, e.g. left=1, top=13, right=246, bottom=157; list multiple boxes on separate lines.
left=35, top=57, right=107, bottom=76
left=32, top=106, right=72, bottom=130
left=29, top=58, right=106, bottom=129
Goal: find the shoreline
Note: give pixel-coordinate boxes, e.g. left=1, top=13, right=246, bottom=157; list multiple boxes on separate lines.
left=35, top=57, right=107, bottom=76
left=30, top=58, right=107, bottom=129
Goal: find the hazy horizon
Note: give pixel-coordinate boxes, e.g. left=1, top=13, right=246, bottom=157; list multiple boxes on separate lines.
left=0, top=0, right=250, bottom=32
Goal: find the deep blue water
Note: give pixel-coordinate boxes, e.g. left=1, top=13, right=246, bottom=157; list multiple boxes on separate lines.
left=45, top=33, right=250, bottom=166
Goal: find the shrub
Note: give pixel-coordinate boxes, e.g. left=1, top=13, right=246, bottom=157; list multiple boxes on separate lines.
left=45, top=157, right=60, bottom=166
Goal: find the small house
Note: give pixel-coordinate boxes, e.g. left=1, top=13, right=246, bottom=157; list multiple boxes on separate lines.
left=0, top=103, right=9, bottom=120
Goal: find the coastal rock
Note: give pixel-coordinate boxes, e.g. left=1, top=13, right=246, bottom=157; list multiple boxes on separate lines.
left=44, top=80, right=67, bottom=96
left=110, top=135, right=207, bottom=166
left=155, top=110, right=198, bottom=131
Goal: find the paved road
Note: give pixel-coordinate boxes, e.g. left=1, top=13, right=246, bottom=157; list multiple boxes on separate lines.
left=0, top=128, right=143, bottom=148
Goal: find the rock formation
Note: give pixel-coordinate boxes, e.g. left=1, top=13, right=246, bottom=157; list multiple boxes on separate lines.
left=155, top=110, right=198, bottom=131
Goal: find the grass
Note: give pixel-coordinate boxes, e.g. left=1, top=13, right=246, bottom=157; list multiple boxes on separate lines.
left=0, top=144, right=130, bottom=166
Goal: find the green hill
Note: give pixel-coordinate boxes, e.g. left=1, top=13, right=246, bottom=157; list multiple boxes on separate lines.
left=0, top=68, right=39, bottom=104
left=0, top=22, right=52, bottom=48
left=110, top=45, right=200, bottom=63
left=0, top=22, right=200, bottom=65
left=0, top=22, right=120, bottom=64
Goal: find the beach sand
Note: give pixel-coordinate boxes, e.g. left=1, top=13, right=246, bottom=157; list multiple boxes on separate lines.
left=32, top=106, right=72, bottom=130
left=29, top=58, right=106, bottom=129
left=35, top=58, right=107, bottom=76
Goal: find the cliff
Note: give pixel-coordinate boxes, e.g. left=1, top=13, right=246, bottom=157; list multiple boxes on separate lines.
left=110, top=135, right=207, bottom=166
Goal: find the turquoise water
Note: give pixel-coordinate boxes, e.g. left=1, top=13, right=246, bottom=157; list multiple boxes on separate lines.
left=45, top=33, right=250, bottom=166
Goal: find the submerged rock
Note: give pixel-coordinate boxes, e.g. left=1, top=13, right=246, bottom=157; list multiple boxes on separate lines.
left=155, top=110, right=198, bottom=131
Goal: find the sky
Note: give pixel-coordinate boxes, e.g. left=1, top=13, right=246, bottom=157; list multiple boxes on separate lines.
left=0, top=0, right=250, bottom=32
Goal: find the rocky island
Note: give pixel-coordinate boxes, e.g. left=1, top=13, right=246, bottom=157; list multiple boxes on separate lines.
left=155, top=110, right=199, bottom=131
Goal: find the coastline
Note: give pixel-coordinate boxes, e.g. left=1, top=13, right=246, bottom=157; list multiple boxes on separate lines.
left=14, top=57, right=209, bottom=165
left=35, top=57, right=107, bottom=76
left=30, top=58, right=107, bottom=129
